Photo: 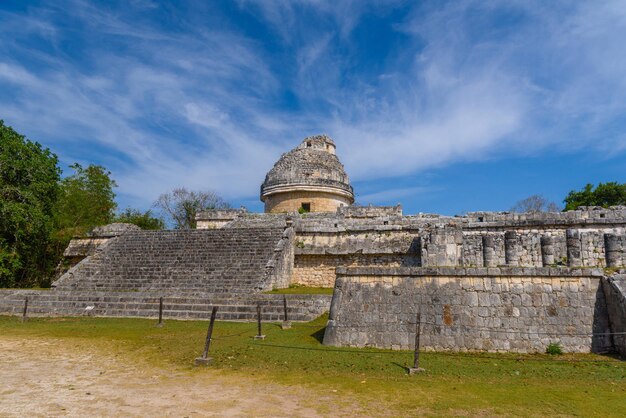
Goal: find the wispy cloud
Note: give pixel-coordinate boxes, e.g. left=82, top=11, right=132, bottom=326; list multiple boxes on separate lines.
left=0, top=0, right=625, bottom=212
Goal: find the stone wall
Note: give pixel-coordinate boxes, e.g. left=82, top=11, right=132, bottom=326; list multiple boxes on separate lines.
left=289, top=206, right=626, bottom=271
left=293, top=254, right=416, bottom=287
left=264, top=190, right=352, bottom=213
left=336, top=205, right=403, bottom=218
left=602, top=274, right=626, bottom=357
left=291, top=226, right=421, bottom=287
left=459, top=228, right=625, bottom=268
left=264, top=226, right=295, bottom=289
left=196, top=209, right=246, bottom=229
left=323, top=267, right=612, bottom=353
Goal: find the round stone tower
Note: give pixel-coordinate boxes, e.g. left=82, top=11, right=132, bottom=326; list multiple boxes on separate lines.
left=260, top=135, right=354, bottom=213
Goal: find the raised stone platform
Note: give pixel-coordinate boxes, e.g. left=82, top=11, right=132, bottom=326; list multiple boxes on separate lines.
left=323, top=266, right=617, bottom=353
left=0, top=290, right=330, bottom=322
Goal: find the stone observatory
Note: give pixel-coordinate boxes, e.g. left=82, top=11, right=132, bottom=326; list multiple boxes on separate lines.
left=260, top=135, right=355, bottom=213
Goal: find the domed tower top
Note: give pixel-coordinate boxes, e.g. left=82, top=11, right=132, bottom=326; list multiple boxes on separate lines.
left=296, top=134, right=336, bottom=154
left=260, top=135, right=354, bottom=213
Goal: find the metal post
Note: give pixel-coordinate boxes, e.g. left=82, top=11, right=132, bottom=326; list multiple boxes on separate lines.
left=254, top=303, right=265, bottom=339
left=21, top=297, right=28, bottom=322
left=195, top=306, right=218, bottom=366
left=281, top=295, right=291, bottom=330
left=156, top=297, right=164, bottom=327
left=409, top=311, right=425, bottom=374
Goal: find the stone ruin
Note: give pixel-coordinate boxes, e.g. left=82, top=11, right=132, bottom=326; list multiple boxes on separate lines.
left=0, top=135, right=625, bottom=355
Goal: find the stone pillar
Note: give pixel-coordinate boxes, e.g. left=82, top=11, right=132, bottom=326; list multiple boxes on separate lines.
left=605, top=234, right=623, bottom=268
left=482, top=235, right=496, bottom=267
left=504, top=231, right=518, bottom=266
left=566, top=229, right=582, bottom=267
left=540, top=236, right=555, bottom=267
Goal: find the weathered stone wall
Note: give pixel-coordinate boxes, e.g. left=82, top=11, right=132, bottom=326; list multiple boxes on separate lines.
left=459, top=228, right=624, bottom=268
left=602, top=274, right=626, bottom=357
left=289, top=206, right=626, bottom=270
left=265, top=226, right=295, bottom=289
left=293, top=254, right=416, bottom=287
left=196, top=209, right=250, bottom=229
left=63, top=237, right=109, bottom=258
left=323, top=267, right=612, bottom=353
left=195, top=207, right=626, bottom=272
left=264, top=190, right=352, bottom=213
left=291, top=226, right=420, bottom=287
left=336, top=205, right=403, bottom=218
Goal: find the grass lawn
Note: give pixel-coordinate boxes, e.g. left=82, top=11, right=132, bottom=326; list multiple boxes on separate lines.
left=264, top=286, right=334, bottom=295
left=1, top=314, right=624, bottom=417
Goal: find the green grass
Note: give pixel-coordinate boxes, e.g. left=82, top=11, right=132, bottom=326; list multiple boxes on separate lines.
left=264, top=286, right=334, bottom=295
left=1, top=314, right=624, bottom=417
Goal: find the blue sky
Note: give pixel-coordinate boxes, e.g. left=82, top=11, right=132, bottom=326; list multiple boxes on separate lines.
left=1, top=0, right=625, bottom=216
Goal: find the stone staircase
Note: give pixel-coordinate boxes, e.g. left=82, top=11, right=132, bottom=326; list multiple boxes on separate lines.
left=53, top=228, right=285, bottom=294
left=0, top=226, right=332, bottom=322
left=0, top=290, right=331, bottom=322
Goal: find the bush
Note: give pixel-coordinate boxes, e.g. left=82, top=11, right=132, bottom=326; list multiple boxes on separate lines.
left=546, top=342, right=563, bottom=355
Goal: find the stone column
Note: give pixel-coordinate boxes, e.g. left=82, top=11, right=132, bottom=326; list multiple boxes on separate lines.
left=604, top=234, right=623, bottom=268
left=566, top=229, right=582, bottom=267
left=504, top=231, right=518, bottom=266
left=540, top=236, right=555, bottom=267
left=482, top=235, right=496, bottom=267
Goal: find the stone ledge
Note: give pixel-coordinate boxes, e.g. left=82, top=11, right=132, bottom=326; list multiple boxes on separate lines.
left=335, top=266, right=605, bottom=277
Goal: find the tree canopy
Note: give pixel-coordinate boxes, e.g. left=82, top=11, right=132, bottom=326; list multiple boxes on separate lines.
left=563, top=182, right=626, bottom=210
left=115, top=208, right=165, bottom=230
left=54, top=163, right=118, bottom=240
left=154, top=187, right=230, bottom=229
left=0, top=120, right=61, bottom=287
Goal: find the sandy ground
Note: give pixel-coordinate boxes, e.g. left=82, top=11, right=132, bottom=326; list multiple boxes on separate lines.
left=0, top=336, right=358, bottom=417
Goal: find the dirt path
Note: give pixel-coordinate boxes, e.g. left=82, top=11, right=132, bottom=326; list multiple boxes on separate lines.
left=0, top=337, right=356, bottom=417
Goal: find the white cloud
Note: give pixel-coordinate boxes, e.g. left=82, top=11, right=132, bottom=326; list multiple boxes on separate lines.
left=0, top=0, right=625, bottom=211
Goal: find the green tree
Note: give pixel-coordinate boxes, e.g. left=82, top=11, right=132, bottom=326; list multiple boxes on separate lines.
left=115, top=208, right=165, bottom=230
left=0, top=120, right=61, bottom=287
left=54, top=163, right=118, bottom=243
left=563, top=182, right=626, bottom=210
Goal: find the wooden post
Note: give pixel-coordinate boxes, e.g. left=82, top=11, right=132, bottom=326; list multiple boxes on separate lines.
left=409, top=311, right=425, bottom=374
left=281, top=295, right=291, bottom=330
left=194, top=306, right=218, bottom=366
left=156, top=297, right=164, bottom=327
left=21, top=297, right=28, bottom=322
left=254, top=303, right=265, bottom=339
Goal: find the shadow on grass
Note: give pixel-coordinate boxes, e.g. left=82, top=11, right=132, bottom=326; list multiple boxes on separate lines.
left=391, top=361, right=411, bottom=373
left=311, top=326, right=326, bottom=343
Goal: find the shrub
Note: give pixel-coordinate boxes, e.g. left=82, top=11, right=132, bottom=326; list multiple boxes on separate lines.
left=546, top=342, right=563, bottom=355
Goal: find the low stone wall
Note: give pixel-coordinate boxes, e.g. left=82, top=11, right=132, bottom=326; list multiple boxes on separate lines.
left=0, top=289, right=331, bottom=322
left=323, top=267, right=612, bottom=353
left=602, top=274, right=626, bottom=357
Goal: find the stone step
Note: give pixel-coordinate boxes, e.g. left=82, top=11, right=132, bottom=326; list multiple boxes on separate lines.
left=0, top=290, right=331, bottom=322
